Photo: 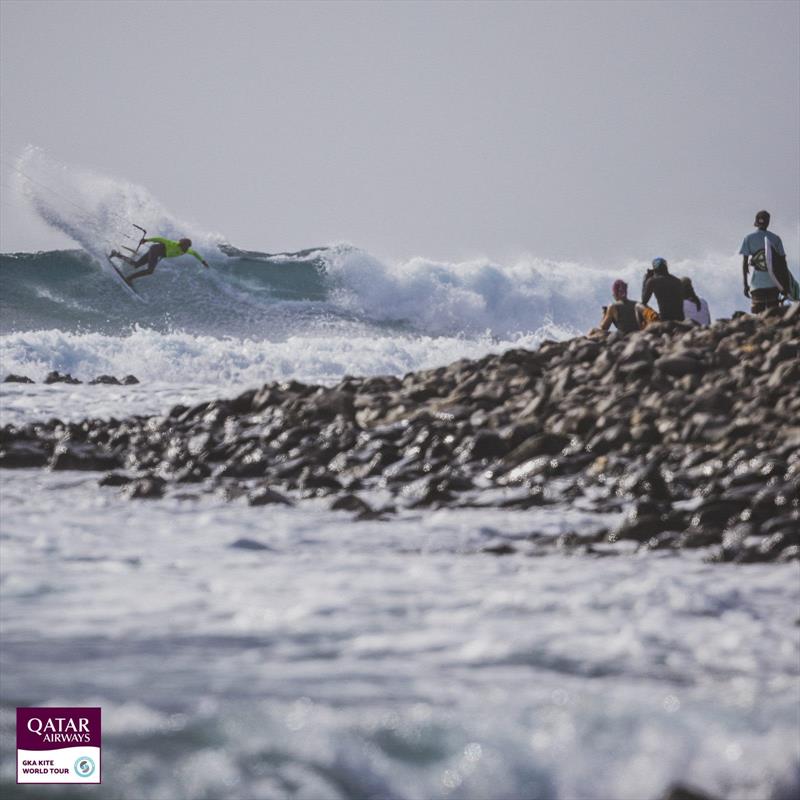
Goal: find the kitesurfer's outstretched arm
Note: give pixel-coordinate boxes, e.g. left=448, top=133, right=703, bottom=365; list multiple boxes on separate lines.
left=186, top=247, right=210, bottom=269
left=142, top=237, right=209, bottom=268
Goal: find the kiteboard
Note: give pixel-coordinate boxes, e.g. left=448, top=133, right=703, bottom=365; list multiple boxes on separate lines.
left=765, top=235, right=800, bottom=301
left=106, top=223, right=147, bottom=301
left=106, top=253, right=144, bottom=301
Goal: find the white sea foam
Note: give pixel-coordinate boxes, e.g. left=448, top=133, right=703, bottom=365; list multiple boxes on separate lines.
left=325, top=247, right=751, bottom=337
left=0, top=324, right=571, bottom=424
left=14, top=145, right=225, bottom=258
left=0, top=326, right=569, bottom=385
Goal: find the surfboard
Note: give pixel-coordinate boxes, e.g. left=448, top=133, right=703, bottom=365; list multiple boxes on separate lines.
left=106, top=254, right=144, bottom=301
left=765, top=236, right=800, bottom=301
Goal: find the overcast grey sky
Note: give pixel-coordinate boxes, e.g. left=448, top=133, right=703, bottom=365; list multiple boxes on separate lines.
left=1, top=0, right=798, bottom=262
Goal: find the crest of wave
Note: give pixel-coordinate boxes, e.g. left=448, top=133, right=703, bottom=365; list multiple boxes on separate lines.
left=13, top=146, right=224, bottom=259
left=325, top=248, right=749, bottom=338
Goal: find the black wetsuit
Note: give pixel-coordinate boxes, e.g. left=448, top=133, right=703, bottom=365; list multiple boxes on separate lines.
left=642, top=274, right=685, bottom=321
left=133, top=242, right=167, bottom=270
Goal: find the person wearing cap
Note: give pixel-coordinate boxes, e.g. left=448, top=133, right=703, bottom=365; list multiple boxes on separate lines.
left=739, top=210, right=786, bottom=313
left=641, top=258, right=685, bottom=321
left=596, top=279, right=642, bottom=334
left=110, top=235, right=209, bottom=286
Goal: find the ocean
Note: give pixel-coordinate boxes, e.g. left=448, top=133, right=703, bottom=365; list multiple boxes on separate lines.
left=1, top=149, right=798, bottom=799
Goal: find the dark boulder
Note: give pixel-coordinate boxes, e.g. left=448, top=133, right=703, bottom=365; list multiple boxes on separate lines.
left=89, top=375, right=122, bottom=385
left=331, top=494, right=374, bottom=514
left=99, top=472, right=133, bottom=487
left=229, top=538, right=273, bottom=551
left=655, top=356, right=704, bottom=377
left=0, top=441, right=50, bottom=468
left=247, top=486, right=293, bottom=506
left=44, top=371, right=82, bottom=384
left=50, top=442, right=121, bottom=471
left=125, top=476, right=166, bottom=499
left=660, top=783, right=721, bottom=800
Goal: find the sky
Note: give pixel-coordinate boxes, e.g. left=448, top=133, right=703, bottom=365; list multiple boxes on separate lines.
left=1, top=0, right=798, bottom=263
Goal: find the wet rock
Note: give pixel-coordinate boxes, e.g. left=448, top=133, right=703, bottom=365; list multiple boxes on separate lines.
left=0, top=441, right=50, bottom=468
left=778, top=545, right=800, bottom=562
left=44, top=371, right=82, bottom=384
left=3, top=374, right=34, bottom=383
left=758, top=531, right=796, bottom=558
left=709, top=522, right=758, bottom=562
left=655, top=356, right=704, bottom=377
left=679, top=530, right=722, bottom=549
left=298, top=468, right=342, bottom=495
left=586, top=424, right=630, bottom=455
left=760, top=513, right=800, bottom=538
left=122, top=375, right=140, bottom=384
left=401, top=475, right=455, bottom=507
left=503, top=432, right=569, bottom=466
left=219, top=482, right=248, bottom=502
left=783, top=301, right=800, bottom=323
left=660, top=784, right=721, bottom=800
left=247, top=486, right=293, bottom=506
left=619, top=461, right=671, bottom=500
left=98, top=472, right=133, bottom=486
left=229, top=538, right=273, bottom=551
left=480, top=541, right=517, bottom=555
left=89, top=375, right=122, bottom=385
left=331, top=494, right=374, bottom=514
left=219, top=450, right=270, bottom=479
left=645, top=531, right=680, bottom=550
left=689, top=497, right=749, bottom=530
left=125, top=476, right=165, bottom=499
left=609, top=513, right=664, bottom=543
left=50, top=442, right=121, bottom=471
left=461, top=430, right=508, bottom=460
left=173, top=460, right=211, bottom=483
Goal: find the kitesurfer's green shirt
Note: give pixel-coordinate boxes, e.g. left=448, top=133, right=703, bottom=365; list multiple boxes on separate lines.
left=145, top=237, right=204, bottom=263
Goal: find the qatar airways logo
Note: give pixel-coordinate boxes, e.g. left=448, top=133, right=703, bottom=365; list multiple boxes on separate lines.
left=17, top=707, right=101, bottom=784
left=26, top=716, right=91, bottom=744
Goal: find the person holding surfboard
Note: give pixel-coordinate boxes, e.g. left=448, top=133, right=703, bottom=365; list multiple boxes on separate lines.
left=739, top=210, right=796, bottom=312
left=110, top=236, right=209, bottom=286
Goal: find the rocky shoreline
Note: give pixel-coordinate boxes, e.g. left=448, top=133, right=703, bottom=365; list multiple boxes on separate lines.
left=2, top=306, right=798, bottom=562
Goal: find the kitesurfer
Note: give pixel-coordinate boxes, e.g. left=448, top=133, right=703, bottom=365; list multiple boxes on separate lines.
left=739, top=210, right=786, bottom=313
left=110, top=236, right=209, bottom=285
left=641, top=258, right=684, bottom=321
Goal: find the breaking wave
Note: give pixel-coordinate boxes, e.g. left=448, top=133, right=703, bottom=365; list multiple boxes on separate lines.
left=3, top=147, right=759, bottom=340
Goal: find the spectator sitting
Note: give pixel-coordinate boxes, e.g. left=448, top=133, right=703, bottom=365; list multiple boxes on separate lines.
left=596, top=280, right=642, bottom=334
left=681, top=277, right=711, bottom=325
left=642, top=258, right=685, bottom=321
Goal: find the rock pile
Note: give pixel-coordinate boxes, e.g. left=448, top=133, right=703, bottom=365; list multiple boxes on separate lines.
left=2, top=307, right=798, bottom=561
left=2, top=373, right=140, bottom=385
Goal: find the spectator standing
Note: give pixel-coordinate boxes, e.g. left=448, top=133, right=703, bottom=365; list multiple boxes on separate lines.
left=739, top=210, right=786, bottom=313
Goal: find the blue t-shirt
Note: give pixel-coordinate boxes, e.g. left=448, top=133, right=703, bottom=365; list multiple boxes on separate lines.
left=740, top=230, right=786, bottom=290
